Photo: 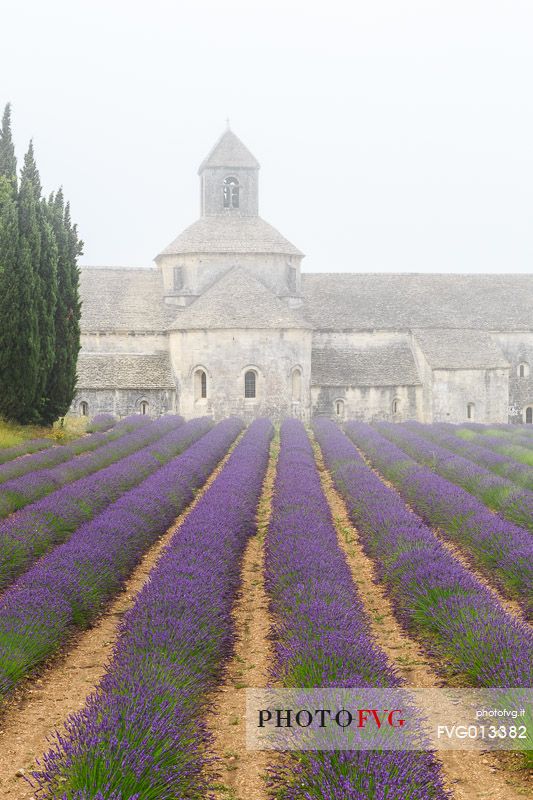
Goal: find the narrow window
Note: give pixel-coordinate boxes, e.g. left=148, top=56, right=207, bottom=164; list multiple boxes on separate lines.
left=335, top=399, right=344, bottom=417
left=518, top=362, right=530, bottom=378
left=140, top=400, right=148, bottom=415
left=80, top=401, right=88, bottom=417
left=244, top=370, right=256, bottom=399
left=287, top=266, right=297, bottom=292
left=223, top=176, right=239, bottom=208
left=291, top=368, right=302, bottom=401
left=526, top=407, right=533, bottom=424
left=467, top=403, right=475, bottom=420
left=194, top=369, right=207, bottom=400
left=173, top=266, right=184, bottom=291
left=392, top=398, right=400, bottom=414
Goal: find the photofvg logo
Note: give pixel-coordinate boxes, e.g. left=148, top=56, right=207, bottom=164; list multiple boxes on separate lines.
left=246, top=688, right=532, bottom=752
left=258, top=707, right=405, bottom=729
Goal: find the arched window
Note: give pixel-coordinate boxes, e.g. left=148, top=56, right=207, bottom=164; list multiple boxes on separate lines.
left=467, top=402, right=475, bottom=420
left=518, top=362, right=530, bottom=378
left=291, top=368, right=302, bottom=402
left=223, top=176, right=239, bottom=209
left=335, top=399, right=344, bottom=418
left=194, top=369, right=207, bottom=400
left=244, top=370, right=256, bottom=399
left=80, top=401, right=89, bottom=417
left=140, top=400, right=149, bottom=415
left=392, top=398, right=400, bottom=414
left=526, top=406, right=533, bottom=424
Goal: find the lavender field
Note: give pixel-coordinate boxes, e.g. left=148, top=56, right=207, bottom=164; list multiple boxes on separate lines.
left=0, top=416, right=531, bottom=800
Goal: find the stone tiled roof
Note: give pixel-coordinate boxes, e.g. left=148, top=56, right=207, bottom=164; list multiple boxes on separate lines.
left=413, top=329, right=510, bottom=369
left=158, top=215, right=303, bottom=257
left=77, top=353, right=174, bottom=389
left=198, top=129, right=260, bottom=172
left=79, top=268, right=174, bottom=332
left=169, top=267, right=311, bottom=330
left=311, top=343, right=421, bottom=386
left=301, top=274, right=533, bottom=331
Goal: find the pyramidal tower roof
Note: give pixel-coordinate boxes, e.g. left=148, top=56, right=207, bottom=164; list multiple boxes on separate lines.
left=198, top=128, right=260, bottom=173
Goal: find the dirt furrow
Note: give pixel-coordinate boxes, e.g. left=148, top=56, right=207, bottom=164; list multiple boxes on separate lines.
left=311, top=434, right=529, bottom=800
left=206, top=434, right=279, bottom=800
left=0, top=431, right=244, bottom=800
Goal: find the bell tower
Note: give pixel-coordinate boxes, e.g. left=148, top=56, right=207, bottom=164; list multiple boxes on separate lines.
left=198, top=126, right=260, bottom=217
left=156, top=126, right=304, bottom=305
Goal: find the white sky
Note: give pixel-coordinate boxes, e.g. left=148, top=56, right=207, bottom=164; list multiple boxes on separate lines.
left=2, top=0, right=532, bottom=273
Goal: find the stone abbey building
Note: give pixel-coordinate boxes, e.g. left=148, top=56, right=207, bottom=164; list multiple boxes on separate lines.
left=75, top=129, right=533, bottom=424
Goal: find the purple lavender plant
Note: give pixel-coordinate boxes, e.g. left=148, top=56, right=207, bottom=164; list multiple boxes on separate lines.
left=85, top=414, right=117, bottom=433
left=404, top=421, right=533, bottom=491
left=339, top=421, right=533, bottom=616
left=0, top=437, right=55, bottom=465
left=375, top=421, right=533, bottom=533
left=32, top=419, right=272, bottom=800
left=315, top=419, right=533, bottom=685
left=0, top=417, right=247, bottom=699
left=0, top=415, right=149, bottom=486
left=265, top=420, right=448, bottom=800
left=0, top=416, right=209, bottom=590
left=448, top=425, right=533, bottom=468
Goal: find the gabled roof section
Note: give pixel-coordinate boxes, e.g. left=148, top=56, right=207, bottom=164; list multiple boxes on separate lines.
left=301, top=273, right=533, bottom=331
left=198, top=129, right=260, bottom=173
left=77, top=353, right=174, bottom=389
left=79, top=268, right=174, bottom=332
left=169, top=267, right=311, bottom=330
left=413, top=329, right=510, bottom=369
left=158, top=215, right=303, bottom=257
left=312, top=343, right=421, bottom=387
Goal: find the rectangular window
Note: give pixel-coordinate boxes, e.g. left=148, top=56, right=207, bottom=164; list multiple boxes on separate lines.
left=287, top=267, right=297, bottom=292
left=173, top=266, right=184, bottom=291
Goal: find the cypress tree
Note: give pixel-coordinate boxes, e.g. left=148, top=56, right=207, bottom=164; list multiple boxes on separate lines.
left=0, top=176, right=21, bottom=419
left=0, top=145, right=42, bottom=423
left=0, top=105, right=82, bottom=425
left=35, top=206, right=58, bottom=419
left=41, top=191, right=83, bottom=423
left=0, top=104, right=17, bottom=185
left=20, top=142, right=58, bottom=419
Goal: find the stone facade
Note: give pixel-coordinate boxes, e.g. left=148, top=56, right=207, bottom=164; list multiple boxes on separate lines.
left=73, top=128, right=533, bottom=424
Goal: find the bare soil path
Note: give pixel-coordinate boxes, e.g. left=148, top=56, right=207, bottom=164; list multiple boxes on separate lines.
left=0, top=431, right=244, bottom=800
left=206, top=434, right=279, bottom=800
left=311, top=434, right=531, bottom=800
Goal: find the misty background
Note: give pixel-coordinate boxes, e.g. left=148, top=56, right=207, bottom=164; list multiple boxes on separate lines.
left=1, top=0, right=532, bottom=274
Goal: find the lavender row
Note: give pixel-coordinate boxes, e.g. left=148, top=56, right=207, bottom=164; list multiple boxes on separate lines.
left=451, top=426, right=533, bottom=468
left=462, top=422, right=533, bottom=442
left=0, top=436, right=55, bottom=464
left=375, top=421, right=533, bottom=533
left=0, top=414, right=148, bottom=486
left=345, top=420, right=533, bottom=616
left=0, top=415, right=180, bottom=516
left=404, top=421, right=533, bottom=491
left=315, top=419, right=533, bottom=686
left=32, top=419, right=272, bottom=800
left=264, top=420, right=447, bottom=800
left=0, top=416, right=209, bottom=591
left=85, top=413, right=117, bottom=432
left=0, top=417, right=245, bottom=701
